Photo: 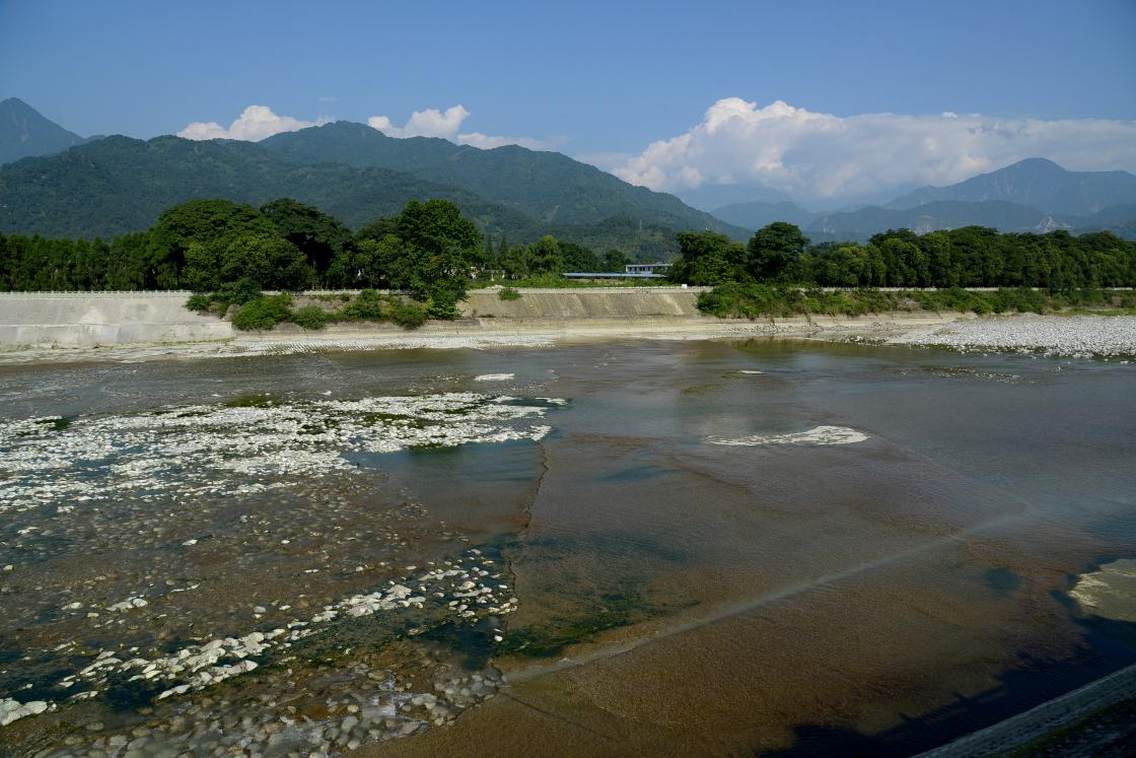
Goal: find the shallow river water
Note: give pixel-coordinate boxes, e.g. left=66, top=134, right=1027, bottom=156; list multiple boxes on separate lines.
left=1, top=339, right=1134, bottom=756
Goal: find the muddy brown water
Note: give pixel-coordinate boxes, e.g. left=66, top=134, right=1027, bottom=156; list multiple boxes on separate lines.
left=1, top=339, right=1134, bottom=756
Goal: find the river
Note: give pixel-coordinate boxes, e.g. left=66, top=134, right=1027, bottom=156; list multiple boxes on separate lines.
left=1, top=339, right=1134, bottom=756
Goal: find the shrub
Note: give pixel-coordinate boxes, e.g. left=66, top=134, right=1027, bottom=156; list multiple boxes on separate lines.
left=340, top=289, right=386, bottom=321
left=231, top=294, right=292, bottom=330
left=290, top=305, right=329, bottom=330
left=185, top=293, right=210, bottom=312
left=498, top=286, right=522, bottom=301
left=697, top=283, right=804, bottom=319
left=390, top=299, right=428, bottom=329
left=210, top=277, right=262, bottom=308
left=425, top=287, right=461, bottom=320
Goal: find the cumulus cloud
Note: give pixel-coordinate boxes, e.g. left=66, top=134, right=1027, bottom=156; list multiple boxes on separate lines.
left=177, top=105, right=328, bottom=142
left=367, top=105, right=471, bottom=139
left=368, top=104, right=550, bottom=149
left=613, top=98, right=1136, bottom=201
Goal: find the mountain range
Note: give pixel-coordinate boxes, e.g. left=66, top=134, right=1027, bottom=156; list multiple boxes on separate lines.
left=1, top=98, right=1135, bottom=247
left=0, top=101, right=741, bottom=256
left=887, top=158, right=1136, bottom=217
left=713, top=159, right=1136, bottom=240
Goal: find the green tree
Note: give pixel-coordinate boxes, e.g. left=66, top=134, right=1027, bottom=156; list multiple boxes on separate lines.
left=261, top=198, right=352, bottom=281
left=747, top=222, right=808, bottom=281
left=218, top=234, right=314, bottom=290
left=601, top=249, right=630, bottom=272
left=669, top=231, right=746, bottom=285
left=383, top=200, right=482, bottom=313
left=499, top=242, right=529, bottom=280
left=560, top=241, right=600, bottom=272
left=527, top=236, right=565, bottom=275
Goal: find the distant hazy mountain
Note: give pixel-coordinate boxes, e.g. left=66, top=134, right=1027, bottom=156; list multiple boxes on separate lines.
left=260, top=121, right=741, bottom=236
left=888, top=158, right=1136, bottom=217
left=0, top=97, right=85, bottom=165
left=674, top=181, right=791, bottom=213
left=710, top=200, right=817, bottom=231
left=1075, top=204, right=1136, bottom=239
left=807, top=200, right=1076, bottom=240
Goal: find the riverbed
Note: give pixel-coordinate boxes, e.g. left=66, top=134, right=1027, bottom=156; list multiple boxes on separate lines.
left=1, top=339, right=1134, bottom=756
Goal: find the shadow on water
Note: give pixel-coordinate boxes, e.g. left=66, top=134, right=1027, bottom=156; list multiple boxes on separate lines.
left=984, top=566, right=1025, bottom=596
left=759, top=616, right=1136, bottom=757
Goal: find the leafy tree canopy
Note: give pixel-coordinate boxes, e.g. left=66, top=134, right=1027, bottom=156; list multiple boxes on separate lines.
left=260, top=198, right=352, bottom=274
left=669, top=231, right=747, bottom=285
left=746, top=222, right=809, bottom=281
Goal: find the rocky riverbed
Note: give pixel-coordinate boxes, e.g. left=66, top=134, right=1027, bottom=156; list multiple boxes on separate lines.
left=0, top=388, right=565, bottom=755
left=886, top=314, right=1136, bottom=358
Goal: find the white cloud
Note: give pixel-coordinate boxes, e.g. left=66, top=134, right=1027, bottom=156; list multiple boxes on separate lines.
left=367, top=104, right=550, bottom=150
left=367, top=105, right=471, bottom=139
left=613, top=98, right=1136, bottom=201
left=177, top=105, right=328, bottom=142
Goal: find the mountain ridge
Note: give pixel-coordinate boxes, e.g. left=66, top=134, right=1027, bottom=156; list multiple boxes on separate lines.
left=0, top=97, right=86, bottom=165
left=887, top=157, right=1136, bottom=216
left=260, top=121, right=739, bottom=234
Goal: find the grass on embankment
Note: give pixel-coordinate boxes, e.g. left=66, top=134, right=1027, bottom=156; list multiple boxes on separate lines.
left=696, top=284, right=1136, bottom=319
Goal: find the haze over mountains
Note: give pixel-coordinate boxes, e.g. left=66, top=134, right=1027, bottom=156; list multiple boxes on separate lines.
left=712, top=158, right=1136, bottom=240
left=2, top=98, right=1134, bottom=249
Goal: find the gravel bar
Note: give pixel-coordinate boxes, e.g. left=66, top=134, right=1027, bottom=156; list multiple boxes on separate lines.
left=887, top=315, right=1136, bottom=358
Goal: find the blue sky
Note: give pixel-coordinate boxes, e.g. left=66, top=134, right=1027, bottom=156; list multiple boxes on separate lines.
left=3, top=0, right=1135, bottom=202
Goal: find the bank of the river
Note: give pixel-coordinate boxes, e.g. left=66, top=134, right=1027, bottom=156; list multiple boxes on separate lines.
left=3, top=289, right=1136, bottom=365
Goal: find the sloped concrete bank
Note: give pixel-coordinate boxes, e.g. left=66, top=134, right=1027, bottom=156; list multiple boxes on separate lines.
left=461, top=287, right=708, bottom=319
left=0, top=291, right=233, bottom=348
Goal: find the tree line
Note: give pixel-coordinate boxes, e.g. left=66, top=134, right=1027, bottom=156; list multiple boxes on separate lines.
left=668, top=222, right=1136, bottom=290
left=5, top=201, right=1134, bottom=311
left=0, top=198, right=634, bottom=312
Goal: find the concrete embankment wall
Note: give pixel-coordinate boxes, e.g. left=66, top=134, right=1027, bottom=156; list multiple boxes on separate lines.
left=0, top=288, right=713, bottom=349
left=461, top=287, right=709, bottom=319
left=0, top=291, right=233, bottom=349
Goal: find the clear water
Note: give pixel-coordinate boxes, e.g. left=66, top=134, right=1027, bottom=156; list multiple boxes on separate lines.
left=1, top=339, right=1134, bottom=756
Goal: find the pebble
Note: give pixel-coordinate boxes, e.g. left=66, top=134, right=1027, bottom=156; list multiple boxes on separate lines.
left=889, top=315, right=1136, bottom=358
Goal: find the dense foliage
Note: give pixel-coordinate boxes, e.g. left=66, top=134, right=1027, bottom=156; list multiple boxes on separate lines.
left=0, top=197, right=631, bottom=317
left=697, top=283, right=1136, bottom=319
left=216, top=290, right=429, bottom=331
left=669, top=224, right=1136, bottom=290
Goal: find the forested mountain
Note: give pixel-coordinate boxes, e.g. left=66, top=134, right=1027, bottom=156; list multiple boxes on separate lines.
left=0, top=134, right=540, bottom=239
left=888, top=158, right=1136, bottom=216
left=0, top=118, right=744, bottom=257
left=260, top=121, right=739, bottom=233
left=806, top=200, right=1071, bottom=239
left=0, top=97, right=85, bottom=165
left=0, top=134, right=696, bottom=255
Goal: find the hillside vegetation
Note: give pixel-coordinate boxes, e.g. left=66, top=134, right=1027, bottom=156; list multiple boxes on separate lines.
left=0, top=122, right=745, bottom=257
